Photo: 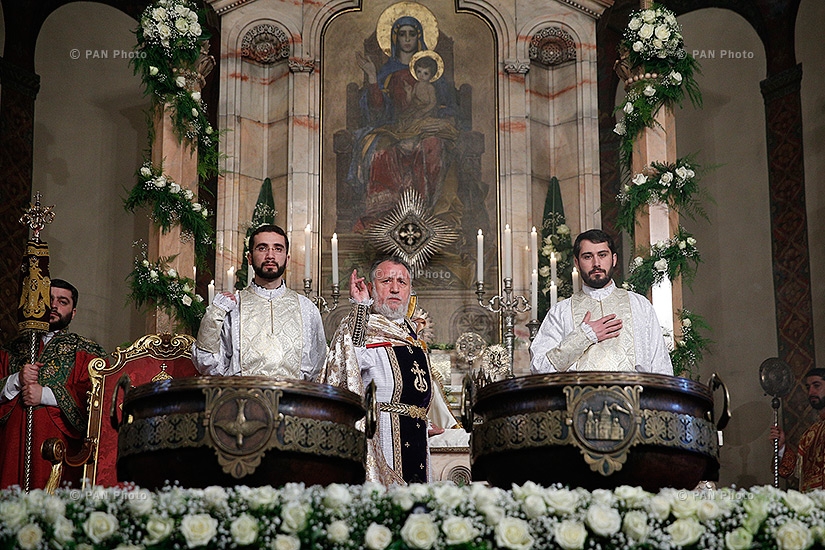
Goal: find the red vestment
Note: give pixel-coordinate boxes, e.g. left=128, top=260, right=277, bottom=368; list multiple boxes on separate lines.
left=779, top=416, right=825, bottom=492
left=0, top=332, right=106, bottom=489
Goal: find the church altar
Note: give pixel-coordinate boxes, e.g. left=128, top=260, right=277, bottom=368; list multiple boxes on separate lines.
left=1, top=482, right=823, bottom=549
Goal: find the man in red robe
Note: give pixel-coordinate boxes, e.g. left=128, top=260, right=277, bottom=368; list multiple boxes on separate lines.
left=0, top=279, right=107, bottom=489
left=773, top=368, right=825, bottom=492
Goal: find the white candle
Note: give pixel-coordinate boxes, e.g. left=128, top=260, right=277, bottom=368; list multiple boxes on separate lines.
left=304, top=224, right=312, bottom=279
left=503, top=224, right=512, bottom=280
left=193, top=265, right=197, bottom=281
left=247, top=261, right=254, bottom=286
left=531, top=269, right=539, bottom=316
left=530, top=226, right=538, bottom=274
left=331, top=233, right=339, bottom=285
left=550, top=252, right=557, bottom=284
left=476, top=229, right=484, bottom=283
left=550, top=280, right=558, bottom=308
left=572, top=267, right=580, bottom=293
left=208, top=280, right=215, bottom=303
left=227, top=266, right=235, bottom=290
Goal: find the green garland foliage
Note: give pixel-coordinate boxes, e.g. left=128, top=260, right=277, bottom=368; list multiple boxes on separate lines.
left=127, top=253, right=206, bottom=334
left=670, top=309, right=712, bottom=380
left=623, top=226, right=700, bottom=298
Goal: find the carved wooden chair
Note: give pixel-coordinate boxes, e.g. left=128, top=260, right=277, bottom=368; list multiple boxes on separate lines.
left=42, top=333, right=198, bottom=491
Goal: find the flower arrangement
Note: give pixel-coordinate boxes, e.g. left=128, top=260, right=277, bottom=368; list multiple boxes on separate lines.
left=537, top=218, right=574, bottom=321
left=132, top=0, right=219, bottom=180
left=669, top=309, right=712, bottom=380
left=127, top=252, right=206, bottom=334
left=616, top=156, right=709, bottom=236
left=613, top=4, right=701, bottom=168
left=125, top=161, right=214, bottom=266
left=622, top=227, right=700, bottom=298
left=3, top=482, right=825, bottom=550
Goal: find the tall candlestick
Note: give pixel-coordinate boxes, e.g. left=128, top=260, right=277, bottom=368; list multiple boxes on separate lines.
left=304, top=224, right=312, bottom=279
left=331, top=233, right=339, bottom=285
left=503, top=224, right=512, bottom=280
left=572, top=267, right=580, bottom=293
left=531, top=269, right=539, bottom=316
left=530, top=226, right=538, bottom=274
left=550, top=280, right=558, bottom=308
left=208, top=280, right=215, bottom=303
left=476, top=229, right=484, bottom=283
left=550, top=252, right=557, bottom=284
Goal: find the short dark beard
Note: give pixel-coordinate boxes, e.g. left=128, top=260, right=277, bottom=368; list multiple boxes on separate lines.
left=253, top=261, right=286, bottom=281
left=49, top=315, right=71, bottom=332
left=810, top=396, right=825, bottom=410
left=580, top=265, right=614, bottom=289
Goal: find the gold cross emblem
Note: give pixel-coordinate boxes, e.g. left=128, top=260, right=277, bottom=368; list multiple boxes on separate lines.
left=411, top=361, right=428, bottom=393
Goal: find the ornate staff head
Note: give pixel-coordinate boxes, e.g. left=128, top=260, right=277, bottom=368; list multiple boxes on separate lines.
left=17, top=192, right=55, bottom=333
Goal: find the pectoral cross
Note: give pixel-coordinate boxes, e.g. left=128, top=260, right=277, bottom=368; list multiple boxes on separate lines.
left=411, top=361, right=428, bottom=393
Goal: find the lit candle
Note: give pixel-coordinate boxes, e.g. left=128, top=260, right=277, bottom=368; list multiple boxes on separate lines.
left=193, top=265, right=197, bottom=281
left=247, top=262, right=254, bottom=286
left=208, top=279, right=215, bottom=303
left=331, top=232, right=339, bottom=285
left=304, top=224, right=312, bottom=279
left=550, top=280, right=558, bottom=308
left=550, top=252, right=557, bottom=284
left=531, top=269, right=539, bottom=316
left=227, top=266, right=235, bottom=290
left=572, top=267, right=580, bottom=293
left=530, top=226, right=538, bottom=274
left=476, top=229, right=484, bottom=283
left=503, top=224, right=512, bottom=280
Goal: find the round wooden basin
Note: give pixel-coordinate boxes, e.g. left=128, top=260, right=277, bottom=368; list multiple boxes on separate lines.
left=114, top=376, right=366, bottom=489
left=469, top=372, right=722, bottom=491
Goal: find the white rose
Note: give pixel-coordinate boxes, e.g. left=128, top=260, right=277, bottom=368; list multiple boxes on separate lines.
left=666, top=518, right=703, bottom=547
left=149, top=269, right=159, bottom=280
left=192, top=202, right=203, bottom=212
left=743, top=497, right=769, bottom=533
left=364, top=523, right=393, bottom=550
left=670, top=71, right=683, bottom=84
left=170, top=182, right=181, bottom=194
left=783, top=490, right=815, bottom=516
left=686, top=168, right=695, bottom=178
left=633, top=256, right=644, bottom=268
left=409, top=484, right=430, bottom=501
left=152, top=7, right=166, bottom=20
left=687, top=237, right=697, bottom=246
left=16, top=524, right=43, bottom=550
left=628, top=17, right=642, bottom=30
left=400, top=514, right=438, bottom=550
left=557, top=224, right=570, bottom=235
left=167, top=268, right=177, bottom=277
left=158, top=23, right=172, bottom=40
left=53, top=516, right=75, bottom=544
left=183, top=189, right=194, bottom=200
left=190, top=91, right=201, bottom=102
left=323, top=483, right=352, bottom=511
left=670, top=492, right=699, bottom=518
left=539, top=266, right=550, bottom=277
left=126, top=488, right=154, bottom=516
left=181, top=513, right=219, bottom=548
left=230, top=513, right=259, bottom=546
left=622, top=510, right=650, bottom=541
left=660, top=172, right=674, bottom=185
left=391, top=489, right=415, bottom=511
left=182, top=295, right=193, bottom=306
left=281, top=501, right=309, bottom=533
left=327, top=520, right=350, bottom=543
left=646, top=494, right=672, bottom=521
left=83, top=511, right=118, bottom=544
left=175, top=75, right=187, bottom=88
left=191, top=108, right=199, bottom=117
left=554, top=519, right=586, bottom=550
left=725, top=527, right=754, bottom=550
left=678, top=240, right=687, bottom=250
left=144, top=515, right=174, bottom=545
left=432, top=484, right=464, bottom=510
left=41, top=494, right=66, bottom=522
left=495, top=517, right=534, bottom=550
left=272, top=534, right=301, bottom=550
left=149, top=66, right=159, bottom=76
left=546, top=488, right=579, bottom=515
left=632, top=173, right=647, bottom=186
left=591, top=489, right=615, bottom=507
left=615, top=485, right=650, bottom=508
left=638, top=23, right=654, bottom=40
left=202, top=486, right=228, bottom=509
left=480, top=504, right=504, bottom=525
left=206, top=125, right=214, bottom=135
left=643, top=84, right=656, bottom=97
left=652, top=39, right=664, bottom=52
left=642, top=9, right=656, bottom=22
left=174, top=4, right=187, bottom=15
left=655, top=25, right=671, bottom=40
left=654, top=258, right=668, bottom=272
left=775, top=519, right=813, bottom=550
left=522, top=494, right=547, bottom=519
left=441, top=516, right=477, bottom=545
left=682, top=317, right=692, bottom=328
left=140, top=166, right=152, bottom=177
left=696, top=500, right=721, bottom=521
left=189, top=22, right=202, bottom=36
left=623, top=102, right=634, bottom=114
left=586, top=504, right=621, bottom=537
left=175, top=17, right=189, bottom=33
left=153, top=177, right=166, bottom=188
left=632, top=41, right=644, bottom=52
left=675, top=166, right=689, bottom=180
left=471, top=483, right=500, bottom=508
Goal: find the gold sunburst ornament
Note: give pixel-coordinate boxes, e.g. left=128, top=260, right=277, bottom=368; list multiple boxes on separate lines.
left=365, top=188, right=458, bottom=270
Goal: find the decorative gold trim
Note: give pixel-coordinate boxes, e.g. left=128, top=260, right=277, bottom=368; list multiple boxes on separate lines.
left=379, top=402, right=428, bottom=420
